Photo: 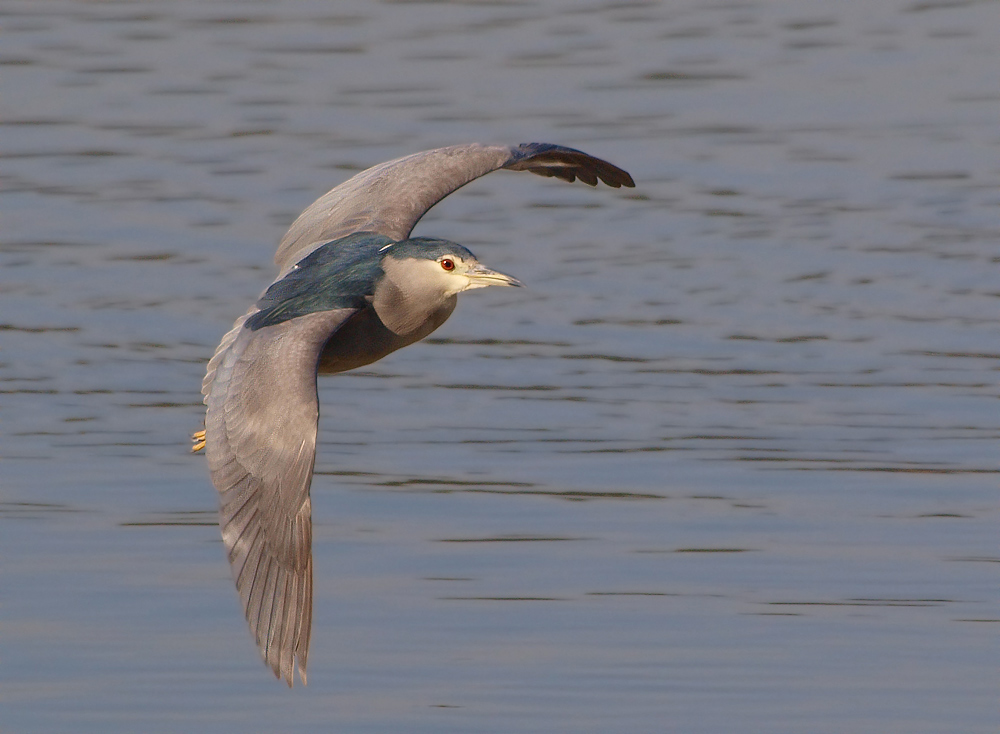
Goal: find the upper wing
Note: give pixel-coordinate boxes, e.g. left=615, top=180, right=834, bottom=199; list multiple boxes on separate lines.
left=274, top=142, right=635, bottom=270
left=202, top=306, right=358, bottom=686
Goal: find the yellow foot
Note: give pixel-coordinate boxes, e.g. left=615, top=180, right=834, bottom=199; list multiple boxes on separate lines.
left=191, top=429, right=206, bottom=453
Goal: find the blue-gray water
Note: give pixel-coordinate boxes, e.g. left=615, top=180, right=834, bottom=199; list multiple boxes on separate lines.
left=2, top=1, right=998, bottom=732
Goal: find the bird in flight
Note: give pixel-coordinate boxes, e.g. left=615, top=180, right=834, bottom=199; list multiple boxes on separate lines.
left=194, top=143, right=634, bottom=686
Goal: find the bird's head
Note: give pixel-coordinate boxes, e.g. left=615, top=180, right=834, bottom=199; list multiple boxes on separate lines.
left=374, top=237, right=522, bottom=335
left=381, top=237, right=522, bottom=295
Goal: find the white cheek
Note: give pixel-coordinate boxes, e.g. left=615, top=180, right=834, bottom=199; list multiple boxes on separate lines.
left=419, top=262, right=464, bottom=295
left=435, top=273, right=466, bottom=296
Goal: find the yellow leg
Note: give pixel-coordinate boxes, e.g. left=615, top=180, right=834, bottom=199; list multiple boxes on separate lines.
left=191, top=429, right=206, bottom=453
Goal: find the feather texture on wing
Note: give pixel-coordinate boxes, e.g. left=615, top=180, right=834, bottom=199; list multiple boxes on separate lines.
left=203, top=308, right=357, bottom=686
left=275, top=143, right=634, bottom=270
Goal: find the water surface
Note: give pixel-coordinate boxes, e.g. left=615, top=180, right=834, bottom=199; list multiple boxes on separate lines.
left=2, top=1, right=998, bottom=732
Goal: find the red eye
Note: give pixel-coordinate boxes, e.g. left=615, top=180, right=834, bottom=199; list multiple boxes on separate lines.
left=440, top=258, right=455, bottom=271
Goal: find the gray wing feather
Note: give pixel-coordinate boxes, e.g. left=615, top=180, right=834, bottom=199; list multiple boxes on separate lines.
left=274, top=142, right=634, bottom=270
left=203, top=308, right=356, bottom=686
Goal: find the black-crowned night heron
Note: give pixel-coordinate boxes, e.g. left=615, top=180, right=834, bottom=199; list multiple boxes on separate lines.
left=195, top=143, right=634, bottom=686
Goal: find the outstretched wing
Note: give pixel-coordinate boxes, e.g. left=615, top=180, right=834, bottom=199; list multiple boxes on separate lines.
left=275, top=142, right=635, bottom=270
left=203, top=307, right=358, bottom=686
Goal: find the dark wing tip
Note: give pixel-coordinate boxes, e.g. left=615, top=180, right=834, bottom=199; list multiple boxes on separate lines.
left=504, top=143, right=635, bottom=189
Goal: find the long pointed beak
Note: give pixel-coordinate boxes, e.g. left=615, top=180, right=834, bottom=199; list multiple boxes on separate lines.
left=465, top=263, right=523, bottom=289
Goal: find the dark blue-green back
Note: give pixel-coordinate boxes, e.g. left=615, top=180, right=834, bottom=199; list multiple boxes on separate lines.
left=246, top=233, right=392, bottom=330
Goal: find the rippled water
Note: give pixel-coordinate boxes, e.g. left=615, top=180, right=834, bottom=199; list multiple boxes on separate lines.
left=3, top=1, right=998, bottom=732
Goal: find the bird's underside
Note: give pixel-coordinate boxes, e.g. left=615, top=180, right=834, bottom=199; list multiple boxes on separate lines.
left=198, top=142, right=634, bottom=686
